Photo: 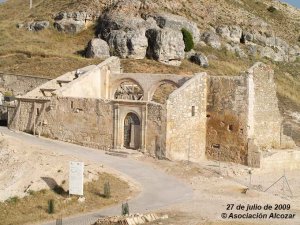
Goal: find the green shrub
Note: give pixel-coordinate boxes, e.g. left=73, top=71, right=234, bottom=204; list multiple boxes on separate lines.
left=104, top=181, right=111, bottom=198
left=181, top=28, right=194, bottom=52
left=48, top=199, right=55, bottom=214
left=122, top=202, right=129, bottom=216
left=267, top=6, right=277, bottom=13
left=6, top=196, right=19, bottom=204
left=4, top=91, right=13, bottom=97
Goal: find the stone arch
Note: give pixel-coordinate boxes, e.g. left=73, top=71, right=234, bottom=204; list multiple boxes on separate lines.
left=123, top=112, right=141, bottom=149
left=111, top=78, right=144, bottom=101
left=149, top=80, right=180, bottom=104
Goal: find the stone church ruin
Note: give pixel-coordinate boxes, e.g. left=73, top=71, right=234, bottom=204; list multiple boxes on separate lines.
left=8, top=57, right=296, bottom=168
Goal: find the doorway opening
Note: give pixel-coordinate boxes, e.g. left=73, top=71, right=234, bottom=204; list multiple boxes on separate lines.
left=123, top=112, right=141, bottom=149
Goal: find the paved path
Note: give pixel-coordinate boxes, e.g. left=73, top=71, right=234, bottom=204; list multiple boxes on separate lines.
left=0, top=127, right=193, bottom=225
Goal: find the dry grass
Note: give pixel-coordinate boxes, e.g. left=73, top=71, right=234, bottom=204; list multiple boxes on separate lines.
left=273, top=59, right=300, bottom=106
left=0, top=0, right=299, bottom=111
left=0, top=173, right=132, bottom=225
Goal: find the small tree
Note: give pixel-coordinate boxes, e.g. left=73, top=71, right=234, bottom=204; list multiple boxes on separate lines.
left=122, top=202, right=129, bottom=216
left=104, top=181, right=111, bottom=198
left=181, top=28, right=194, bottom=52
left=48, top=199, right=55, bottom=214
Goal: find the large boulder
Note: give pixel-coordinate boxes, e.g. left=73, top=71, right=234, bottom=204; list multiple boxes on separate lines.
left=201, top=32, right=221, bottom=49
left=126, top=29, right=148, bottom=59
left=190, top=52, right=209, bottom=67
left=107, top=29, right=148, bottom=59
left=107, top=30, right=129, bottom=58
left=98, top=15, right=156, bottom=41
left=86, top=38, right=110, bottom=58
left=216, top=25, right=242, bottom=43
left=258, top=46, right=287, bottom=62
left=146, top=28, right=185, bottom=66
left=146, top=13, right=200, bottom=43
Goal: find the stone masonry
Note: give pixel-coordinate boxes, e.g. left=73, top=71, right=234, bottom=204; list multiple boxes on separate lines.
left=8, top=57, right=294, bottom=167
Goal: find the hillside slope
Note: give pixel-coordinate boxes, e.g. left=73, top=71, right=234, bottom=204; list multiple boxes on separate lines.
left=0, top=0, right=299, bottom=108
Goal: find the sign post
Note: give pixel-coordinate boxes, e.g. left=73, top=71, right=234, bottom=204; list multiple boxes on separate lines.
left=69, top=161, right=84, bottom=196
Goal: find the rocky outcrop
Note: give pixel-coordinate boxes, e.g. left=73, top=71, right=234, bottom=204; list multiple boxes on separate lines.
left=146, top=28, right=185, bottom=66
left=126, top=29, right=149, bottom=59
left=199, top=23, right=300, bottom=62
left=216, top=25, right=242, bottom=43
left=201, top=32, right=221, bottom=49
left=225, top=43, right=247, bottom=58
left=107, top=30, right=129, bottom=58
left=257, top=46, right=288, bottom=62
left=54, top=11, right=99, bottom=33
left=17, top=21, right=49, bottom=31
left=146, top=13, right=200, bottom=43
left=86, top=38, right=110, bottom=59
left=106, top=29, right=148, bottom=59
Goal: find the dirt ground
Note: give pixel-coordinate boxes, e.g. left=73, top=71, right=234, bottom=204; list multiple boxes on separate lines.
left=0, top=132, right=138, bottom=202
left=137, top=155, right=300, bottom=225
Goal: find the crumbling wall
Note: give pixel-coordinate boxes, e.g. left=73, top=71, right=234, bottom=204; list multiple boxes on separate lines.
left=206, top=76, right=249, bottom=165
left=0, top=73, right=50, bottom=96
left=9, top=97, right=114, bottom=149
left=166, top=74, right=207, bottom=163
left=146, top=103, right=167, bottom=158
left=247, top=63, right=282, bottom=149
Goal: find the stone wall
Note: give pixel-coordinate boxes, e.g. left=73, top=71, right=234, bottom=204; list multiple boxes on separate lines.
left=0, top=73, right=50, bottom=96
left=146, top=103, right=167, bottom=158
left=9, top=97, right=114, bottom=149
left=206, top=75, right=249, bottom=164
left=166, top=74, right=207, bottom=163
left=247, top=63, right=282, bottom=149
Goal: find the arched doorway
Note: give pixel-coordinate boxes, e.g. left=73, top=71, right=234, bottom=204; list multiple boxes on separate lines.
left=124, top=112, right=141, bottom=149
left=151, top=81, right=178, bottom=104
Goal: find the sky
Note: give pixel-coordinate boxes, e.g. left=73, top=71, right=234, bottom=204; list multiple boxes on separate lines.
left=282, top=0, right=300, bottom=8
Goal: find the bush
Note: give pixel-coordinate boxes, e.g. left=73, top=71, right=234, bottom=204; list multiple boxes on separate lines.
left=6, top=196, right=19, bottom=204
left=104, top=181, right=111, bottom=198
left=122, top=202, right=129, bottom=216
left=267, top=6, right=277, bottom=13
left=181, top=28, right=194, bottom=52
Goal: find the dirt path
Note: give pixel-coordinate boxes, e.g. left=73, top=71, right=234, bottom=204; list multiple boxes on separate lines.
left=0, top=127, right=193, bottom=225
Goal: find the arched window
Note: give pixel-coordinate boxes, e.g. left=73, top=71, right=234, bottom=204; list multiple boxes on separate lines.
left=151, top=81, right=178, bottom=104
left=114, top=80, right=144, bottom=101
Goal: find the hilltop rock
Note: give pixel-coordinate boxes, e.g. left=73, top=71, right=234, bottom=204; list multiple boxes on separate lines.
left=146, top=13, right=200, bottom=43
left=146, top=28, right=185, bottom=66
left=86, top=38, right=110, bottom=59
left=201, top=32, right=221, bottom=49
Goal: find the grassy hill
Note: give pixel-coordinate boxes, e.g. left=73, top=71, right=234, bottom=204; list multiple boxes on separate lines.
left=0, top=0, right=299, bottom=107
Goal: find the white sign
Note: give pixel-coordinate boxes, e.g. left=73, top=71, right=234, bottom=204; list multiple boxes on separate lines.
left=69, top=161, right=84, bottom=196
